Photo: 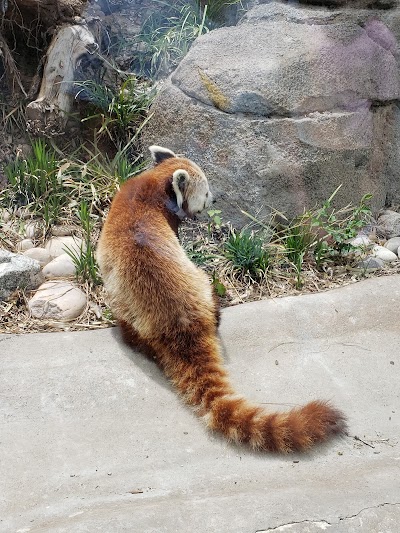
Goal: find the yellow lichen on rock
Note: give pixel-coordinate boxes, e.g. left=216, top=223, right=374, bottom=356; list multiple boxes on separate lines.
left=198, top=68, right=230, bottom=112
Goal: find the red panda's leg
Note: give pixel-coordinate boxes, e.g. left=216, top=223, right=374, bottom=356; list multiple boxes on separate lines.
left=119, top=320, right=158, bottom=360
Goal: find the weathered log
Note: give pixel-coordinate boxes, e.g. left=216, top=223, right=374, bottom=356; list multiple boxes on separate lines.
left=26, top=23, right=97, bottom=135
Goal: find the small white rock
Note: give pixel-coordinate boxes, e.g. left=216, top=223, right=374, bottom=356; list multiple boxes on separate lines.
left=45, top=236, right=84, bottom=258
left=349, top=236, right=371, bottom=247
left=372, top=245, right=398, bottom=263
left=51, top=225, right=76, bottom=237
left=0, top=208, right=11, bottom=223
left=15, top=207, right=31, bottom=219
left=23, top=247, right=52, bottom=267
left=28, top=280, right=87, bottom=320
left=384, top=237, right=400, bottom=255
left=24, top=220, right=43, bottom=240
left=16, top=239, right=34, bottom=252
left=42, top=253, right=76, bottom=278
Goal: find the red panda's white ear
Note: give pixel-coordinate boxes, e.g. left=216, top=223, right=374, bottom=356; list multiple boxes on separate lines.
left=149, top=145, right=176, bottom=165
left=172, top=169, right=189, bottom=208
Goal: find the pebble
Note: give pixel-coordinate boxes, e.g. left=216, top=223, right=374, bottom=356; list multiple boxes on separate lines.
left=372, top=245, right=397, bottom=263
left=23, top=247, right=52, bottom=267
left=357, top=256, right=384, bottom=270
left=15, top=207, right=31, bottom=219
left=42, top=253, right=77, bottom=278
left=0, top=208, right=11, bottom=223
left=24, top=220, right=43, bottom=240
left=45, top=236, right=84, bottom=258
left=349, top=236, right=371, bottom=247
left=51, top=225, right=76, bottom=237
left=28, top=280, right=87, bottom=320
left=376, top=210, right=400, bottom=239
left=16, top=239, right=34, bottom=252
left=384, top=237, right=400, bottom=255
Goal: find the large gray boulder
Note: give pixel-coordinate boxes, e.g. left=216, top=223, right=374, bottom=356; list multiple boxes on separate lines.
left=143, top=1, right=400, bottom=226
left=0, top=250, right=44, bottom=300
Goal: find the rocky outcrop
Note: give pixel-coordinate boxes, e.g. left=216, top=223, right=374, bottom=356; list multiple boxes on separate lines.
left=143, top=1, right=400, bottom=226
left=0, top=251, right=44, bottom=300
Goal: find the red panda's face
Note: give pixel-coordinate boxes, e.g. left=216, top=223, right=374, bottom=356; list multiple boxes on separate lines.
left=148, top=145, right=213, bottom=218
left=185, top=175, right=213, bottom=217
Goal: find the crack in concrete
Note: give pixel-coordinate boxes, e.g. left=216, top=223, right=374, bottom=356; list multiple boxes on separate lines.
left=0, top=336, right=14, bottom=343
left=256, top=520, right=331, bottom=532
left=338, top=501, right=400, bottom=521
left=256, top=502, right=400, bottom=531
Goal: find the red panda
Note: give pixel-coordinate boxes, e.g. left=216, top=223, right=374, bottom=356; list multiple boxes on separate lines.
left=97, top=145, right=346, bottom=453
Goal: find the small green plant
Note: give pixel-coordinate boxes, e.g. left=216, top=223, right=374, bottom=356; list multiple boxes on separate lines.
left=197, top=0, right=244, bottom=23
left=77, top=76, right=154, bottom=150
left=308, top=186, right=373, bottom=257
left=134, top=1, right=209, bottom=78
left=280, top=220, right=317, bottom=288
left=224, top=228, right=270, bottom=277
left=64, top=201, right=101, bottom=286
left=3, top=139, right=66, bottom=225
left=207, top=208, right=222, bottom=235
left=184, top=239, right=218, bottom=266
left=211, top=271, right=226, bottom=297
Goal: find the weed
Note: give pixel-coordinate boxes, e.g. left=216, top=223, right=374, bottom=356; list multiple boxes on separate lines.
left=64, top=201, right=101, bottom=286
left=224, top=228, right=270, bottom=277
left=184, top=239, right=218, bottom=266
left=308, top=187, right=373, bottom=257
left=279, top=220, right=317, bottom=288
left=207, top=208, right=222, bottom=235
left=211, top=271, right=227, bottom=297
left=197, top=0, right=244, bottom=23
left=2, top=139, right=66, bottom=225
left=77, top=76, right=154, bottom=150
left=134, top=1, right=209, bottom=78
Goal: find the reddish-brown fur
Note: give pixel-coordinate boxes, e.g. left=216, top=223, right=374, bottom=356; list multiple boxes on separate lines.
left=97, top=149, right=347, bottom=453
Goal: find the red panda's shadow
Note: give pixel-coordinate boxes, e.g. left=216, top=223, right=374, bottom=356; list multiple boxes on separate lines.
left=111, top=326, right=169, bottom=391
left=110, top=324, right=232, bottom=393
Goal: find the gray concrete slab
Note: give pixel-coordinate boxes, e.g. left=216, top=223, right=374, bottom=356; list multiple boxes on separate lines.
left=1, top=275, right=399, bottom=533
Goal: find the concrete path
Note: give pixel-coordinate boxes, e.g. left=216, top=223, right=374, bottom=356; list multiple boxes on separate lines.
left=1, top=276, right=399, bottom=532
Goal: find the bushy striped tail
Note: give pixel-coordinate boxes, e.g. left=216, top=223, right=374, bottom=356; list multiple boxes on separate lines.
left=161, top=345, right=347, bottom=453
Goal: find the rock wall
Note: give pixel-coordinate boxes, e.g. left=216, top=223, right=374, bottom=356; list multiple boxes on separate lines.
left=142, top=1, right=400, bottom=226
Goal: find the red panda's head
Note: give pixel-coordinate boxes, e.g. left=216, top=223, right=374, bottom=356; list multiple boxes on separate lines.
left=149, top=145, right=213, bottom=218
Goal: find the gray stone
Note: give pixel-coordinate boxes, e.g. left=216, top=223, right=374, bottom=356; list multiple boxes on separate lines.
left=42, top=253, right=77, bottom=278
left=45, top=236, right=84, bottom=258
left=357, top=256, right=385, bottom=269
left=376, top=210, right=400, bottom=238
left=51, top=224, right=76, bottom=237
left=372, top=244, right=398, bottom=262
left=28, top=280, right=87, bottom=320
left=23, top=247, right=52, bottom=267
left=143, top=2, right=400, bottom=226
left=298, top=0, right=398, bottom=6
left=384, top=236, right=400, bottom=254
left=0, top=250, right=44, bottom=300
